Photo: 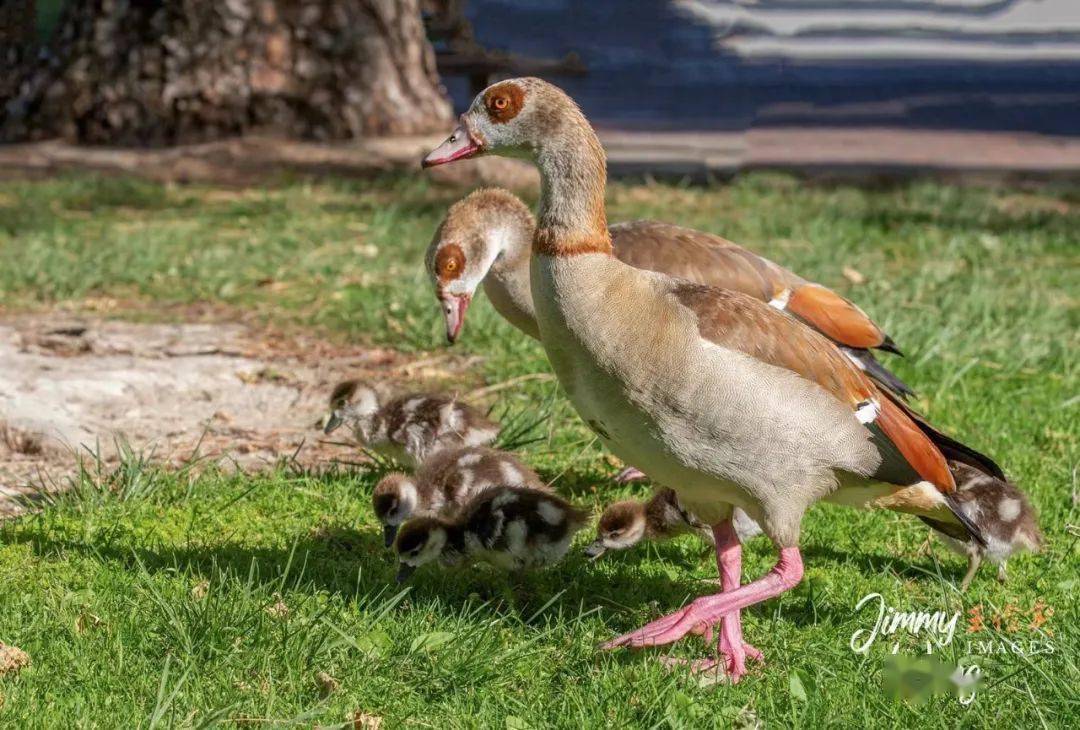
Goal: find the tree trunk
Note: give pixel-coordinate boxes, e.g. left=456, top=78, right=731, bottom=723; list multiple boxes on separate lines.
left=1, top=0, right=453, bottom=145
left=0, top=0, right=37, bottom=101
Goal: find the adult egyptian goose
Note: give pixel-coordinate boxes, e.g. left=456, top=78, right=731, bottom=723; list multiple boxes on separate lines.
left=393, top=485, right=589, bottom=581
left=324, top=380, right=499, bottom=467
left=585, top=488, right=762, bottom=559
left=372, top=444, right=546, bottom=546
left=423, top=78, right=1022, bottom=680
left=426, top=188, right=912, bottom=398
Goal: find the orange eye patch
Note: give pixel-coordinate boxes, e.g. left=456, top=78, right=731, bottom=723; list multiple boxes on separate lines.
left=483, top=82, right=524, bottom=123
left=434, top=243, right=465, bottom=281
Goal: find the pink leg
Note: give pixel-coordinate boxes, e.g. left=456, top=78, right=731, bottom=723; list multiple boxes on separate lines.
left=661, top=520, right=764, bottom=682
left=614, top=466, right=647, bottom=483
left=603, top=546, right=803, bottom=651
left=709, top=521, right=765, bottom=680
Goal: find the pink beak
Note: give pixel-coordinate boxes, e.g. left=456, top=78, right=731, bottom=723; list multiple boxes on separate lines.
left=441, top=293, right=472, bottom=344
left=422, top=124, right=481, bottom=168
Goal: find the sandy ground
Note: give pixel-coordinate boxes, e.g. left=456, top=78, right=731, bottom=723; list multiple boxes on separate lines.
left=0, top=314, right=483, bottom=517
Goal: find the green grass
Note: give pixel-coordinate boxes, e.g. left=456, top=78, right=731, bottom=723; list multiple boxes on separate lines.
left=1, top=174, right=1078, bottom=727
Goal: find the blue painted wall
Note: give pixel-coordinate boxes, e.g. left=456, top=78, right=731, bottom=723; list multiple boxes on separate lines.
left=444, top=0, right=1080, bottom=134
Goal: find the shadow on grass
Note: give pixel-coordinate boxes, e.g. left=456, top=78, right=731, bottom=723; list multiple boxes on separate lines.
left=6, top=523, right=710, bottom=622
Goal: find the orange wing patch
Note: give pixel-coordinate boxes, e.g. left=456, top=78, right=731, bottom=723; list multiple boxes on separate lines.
left=673, top=282, right=951, bottom=492
left=874, top=395, right=956, bottom=492
left=786, top=284, right=885, bottom=350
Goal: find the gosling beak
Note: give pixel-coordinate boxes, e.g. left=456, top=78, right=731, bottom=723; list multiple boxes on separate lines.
left=422, top=124, right=482, bottom=168
left=440, top=293, right=472, bottom=344
left=396, top=563, right=417, bottom=583
left=323, top=411, right=343, bottom=434
left=584, top=540, right=608, bottom=560
left=383, top=524, right=399, bottom=548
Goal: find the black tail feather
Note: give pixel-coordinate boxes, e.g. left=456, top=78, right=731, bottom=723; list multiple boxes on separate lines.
left=878, top=388, right=1005, bottom=481
left=917, top=515, right=968, bottom=543
left=943, top=493, right=988, bottom=547
left=877, top=335, right=903, bottom=356
left=922, top=425, right=1005, bottom=481
left=857, top=351, right=916, bottom=400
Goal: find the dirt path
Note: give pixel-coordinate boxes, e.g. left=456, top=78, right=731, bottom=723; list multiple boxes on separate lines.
left=3, top=128, right=1078, bottom=186
left=0, top=314, right=482, bottom=517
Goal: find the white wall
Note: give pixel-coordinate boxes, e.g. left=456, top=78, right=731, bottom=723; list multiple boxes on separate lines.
left=675, top=0, right=1080, bottom=60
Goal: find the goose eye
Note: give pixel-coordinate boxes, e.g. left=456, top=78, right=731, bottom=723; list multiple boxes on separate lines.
left=493, top=96, right=508, bottom=111
left=445, top=260, right=457, bottom=272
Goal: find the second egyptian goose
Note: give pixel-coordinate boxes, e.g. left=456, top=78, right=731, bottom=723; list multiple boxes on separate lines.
left=423, top=78, right=1023, bottom=680
left=426, top=188, right=912, bottom=398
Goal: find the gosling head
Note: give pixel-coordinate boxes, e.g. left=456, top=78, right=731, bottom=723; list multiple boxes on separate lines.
left=372, top=472, right=420, bottom=547
left=425, top=188, right=534, bottom=343
left=323, top=379, right=379, bottom=435
left=393, top=517, right=448, bottom=583
left=585, top=500, right=648, bottom=559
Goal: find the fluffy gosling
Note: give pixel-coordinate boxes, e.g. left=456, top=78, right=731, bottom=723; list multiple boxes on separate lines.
left=933, top=462, right=1043, bottom=591
left=393, top=486, right=588, bottom=581
left=372, top=445, right=546, bottom=546
left=585, top=487, right=762, bottom=558
left=324, top=379, right=499, bottom=466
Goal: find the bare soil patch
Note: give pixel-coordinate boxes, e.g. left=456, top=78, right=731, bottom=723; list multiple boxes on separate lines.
left=0, top=136, right=539, bottom=191
left=0, top=314, right=483, bottom=517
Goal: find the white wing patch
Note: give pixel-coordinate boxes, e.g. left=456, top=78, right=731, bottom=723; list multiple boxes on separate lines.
left=491, top=488, right=519, bottom=510
left=768, top=288, right=792, bottom=310
left=457, top=452, right=483, bottom=467
left=465, top=426, right=499, bottom=446
left=499, top=461, right=523, bottom=485
left=855, top=398, right=881, bottom=425
left=536, top=499, right=564, bottom=526
left=998, top=498, right=1022, bottom=522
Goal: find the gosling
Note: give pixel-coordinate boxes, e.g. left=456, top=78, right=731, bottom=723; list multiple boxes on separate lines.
left=393, top=486, right=588, bottom=581
left=324, top=379, right=499, bottom=466
left=372, top=445, right=546, bottom=546
left=585, top=488, right=762, bottom=558
left=931, top=462, right=1043, bottom=591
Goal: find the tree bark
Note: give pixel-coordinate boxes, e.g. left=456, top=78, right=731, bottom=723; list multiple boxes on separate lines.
left=1, top=0, right=452, bottom=145
left=0, top=0, right=37, bottom=101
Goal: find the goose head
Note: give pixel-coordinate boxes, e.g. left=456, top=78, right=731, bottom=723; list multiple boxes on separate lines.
left=323, top=379, right=380, bottom=435
left=585, top=499, right=648, bottom=559
left=424, top=78, right=608, bottom=252
left=372, top=472, right=420, bottom=546
left=425, top=189, right=536, bottom=343
left=393, top=517, right=448, bottom=582
left=422, top=78, right=588, bottom=168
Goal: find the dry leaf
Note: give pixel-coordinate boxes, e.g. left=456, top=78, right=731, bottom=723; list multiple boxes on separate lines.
left=191, top=580, right=210, bottom=600
left=265, top=593, right=289, bottom=619
left=353, top=711, right=383, bottom=730
left=75, top=612, right=103, bottom=634
left=0, top=643, right=30, bottom=677
left=842, top=266, right=866, bottom=285
left=316, top=671, right=339, bottom=697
